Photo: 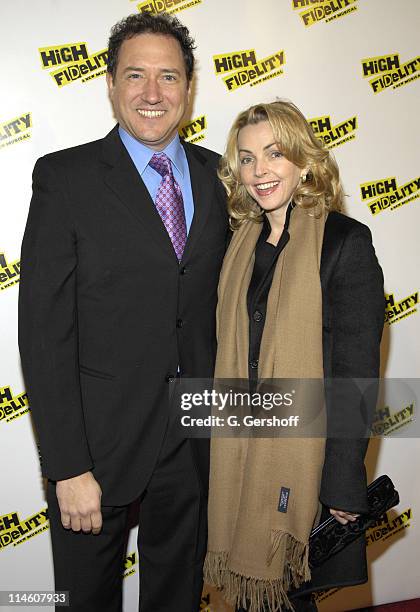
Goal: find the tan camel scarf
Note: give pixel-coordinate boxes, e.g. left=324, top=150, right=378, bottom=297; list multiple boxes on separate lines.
left=204, top=206, right=327, bottom=612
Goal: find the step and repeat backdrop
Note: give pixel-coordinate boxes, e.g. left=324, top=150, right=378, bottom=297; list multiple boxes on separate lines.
left=1, top=0, right=419, bottom=610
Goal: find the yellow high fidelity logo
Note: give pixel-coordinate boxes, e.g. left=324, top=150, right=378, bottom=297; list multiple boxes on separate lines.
left=0, top=113, right=32, bottom=150
left=135, top=0, right=203, bottom=14
left=123, top=551, right=138, bottom=578
left=0, top=386, right=29, bottom=424
left=0, top=253, right=20, bottom=291
left=38, top=42, right=108, bottom=88
left=372, top=403, right=414, bottom=436
left=309, top=114, right=357, bottom=149
left=213, top=48, right=286, bottom=92
left=385, top=292, right=418, bottom=326
left=0, top=509, right=49, bottom=550
left=292, top=0, right=358, bottom=26
left=360, top=176, right=420, bottom=216
left=361, top=52, right=420, bottom=93
left=179, top=115, right=207, bottom=144
left=366, top=508, right=412, bottom=546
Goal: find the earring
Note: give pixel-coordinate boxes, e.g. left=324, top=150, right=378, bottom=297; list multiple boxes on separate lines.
left=301, top=174, right=307, bottom=183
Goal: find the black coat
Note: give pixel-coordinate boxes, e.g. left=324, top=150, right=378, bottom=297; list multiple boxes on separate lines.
left=243, top=208, right=384, bottom=594
left=294, top=210, right=385, bottom=595
left=18, top=126, right=228, bottom=505
left=228, top=209, right=384, bottom=595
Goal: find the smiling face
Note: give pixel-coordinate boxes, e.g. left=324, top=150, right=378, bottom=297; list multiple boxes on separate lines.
left=238, top=121, right=306, bottom=221
left=107, top=33, right=191, bottom=150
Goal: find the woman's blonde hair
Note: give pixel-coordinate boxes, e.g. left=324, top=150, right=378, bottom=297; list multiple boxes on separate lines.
left=219, top=99, right=344, bottom=229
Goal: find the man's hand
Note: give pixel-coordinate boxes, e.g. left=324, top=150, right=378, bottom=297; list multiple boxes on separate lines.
left=56, top=471, right=102, bottom=534
left=329, top=508, right=360, bottom=525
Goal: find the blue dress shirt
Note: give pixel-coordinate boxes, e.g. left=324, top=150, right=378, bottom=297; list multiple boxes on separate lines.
left=118, top=126, right=194, bottom=234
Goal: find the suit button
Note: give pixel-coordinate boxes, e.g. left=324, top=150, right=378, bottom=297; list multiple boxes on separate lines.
left=250, top=359, right=259, bottom=369
left=180, top=266, right=187, bottom=275
left=253, top=310, right=263, bottom=322
left=165, top=374, right=175, bottom=383
left=176, top=318, right=184, bottom=328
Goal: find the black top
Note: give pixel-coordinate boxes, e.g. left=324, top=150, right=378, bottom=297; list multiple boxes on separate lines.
left=247, top=204, right=293, bottom=381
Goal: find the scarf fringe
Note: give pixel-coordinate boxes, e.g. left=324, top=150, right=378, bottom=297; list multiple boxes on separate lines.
left=267, top=530, right=311, bottom=587
left=204, top=533, right=311, bottom=612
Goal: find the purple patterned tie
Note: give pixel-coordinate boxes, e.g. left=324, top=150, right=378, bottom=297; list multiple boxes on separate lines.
left=149, top=152, right=187, bottom=261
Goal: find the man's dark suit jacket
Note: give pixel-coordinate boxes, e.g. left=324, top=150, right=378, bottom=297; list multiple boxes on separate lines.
left=18, top=126, right=228, bottom=505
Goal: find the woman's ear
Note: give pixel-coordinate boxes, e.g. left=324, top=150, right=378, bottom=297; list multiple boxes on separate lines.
left=300, top=170, right=309, bottom=183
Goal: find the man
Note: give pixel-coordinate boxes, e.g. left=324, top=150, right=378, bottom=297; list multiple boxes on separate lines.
left=19, top=12, right=228, bottom=612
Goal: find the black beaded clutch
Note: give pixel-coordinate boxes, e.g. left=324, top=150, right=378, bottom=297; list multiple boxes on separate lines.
left=309, top=475, right=399, bottom=568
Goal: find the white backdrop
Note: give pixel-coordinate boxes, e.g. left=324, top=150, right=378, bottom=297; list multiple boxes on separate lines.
left=1, top=1, right=419, bottom=610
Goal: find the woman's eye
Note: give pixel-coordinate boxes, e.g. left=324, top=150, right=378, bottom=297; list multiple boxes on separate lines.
left=271, top=150, right=283, bottom=159
left=240, top=157, right=253, bottom=165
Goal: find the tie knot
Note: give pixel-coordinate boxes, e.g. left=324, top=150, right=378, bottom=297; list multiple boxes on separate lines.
left=149, top=152, right=172, bottom=178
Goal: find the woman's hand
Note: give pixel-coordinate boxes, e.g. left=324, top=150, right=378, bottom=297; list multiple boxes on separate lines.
left=329, top=508, right=360, bottom=525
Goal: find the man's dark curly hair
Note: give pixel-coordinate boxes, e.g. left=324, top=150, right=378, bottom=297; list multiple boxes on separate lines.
left=107, top=12, right=196, bottom=82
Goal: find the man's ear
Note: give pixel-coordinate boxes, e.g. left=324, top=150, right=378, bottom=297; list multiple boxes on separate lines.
left=106, top=72, right=114, bottom=98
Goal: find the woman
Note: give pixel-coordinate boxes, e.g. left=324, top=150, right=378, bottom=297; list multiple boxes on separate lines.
left=203, top=100, right=384, bottom=611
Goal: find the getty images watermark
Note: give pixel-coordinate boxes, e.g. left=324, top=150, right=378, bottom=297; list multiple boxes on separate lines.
left=180, top=388, right=300, bottom=429
left=169, top=378, right=419, bottom=439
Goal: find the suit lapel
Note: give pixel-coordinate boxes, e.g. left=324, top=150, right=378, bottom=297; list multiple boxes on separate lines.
left=181, top=140, right=213, bottom=264
left=101, top=126, right=178, bottom=262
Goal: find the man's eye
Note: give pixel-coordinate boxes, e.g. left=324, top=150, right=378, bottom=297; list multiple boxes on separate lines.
left=128, top=73, right=142, bottom=79
left=163, top=74, right=176, bottom=81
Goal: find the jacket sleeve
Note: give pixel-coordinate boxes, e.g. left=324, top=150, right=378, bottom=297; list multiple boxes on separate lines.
left=18, top=156, right=93, bottom=481
left=320, top=223, right=385, bottom=514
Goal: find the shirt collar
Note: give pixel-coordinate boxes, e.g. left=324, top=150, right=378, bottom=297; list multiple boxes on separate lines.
left=262, top=199, right=295, bottom=237
left=118, top=126, right=185, bottom=177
